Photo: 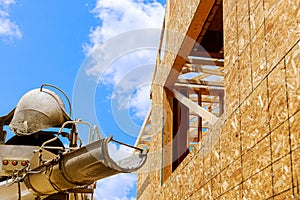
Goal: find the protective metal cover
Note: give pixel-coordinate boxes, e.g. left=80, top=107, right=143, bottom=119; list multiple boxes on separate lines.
left=9, top=88, right=70, bottom=135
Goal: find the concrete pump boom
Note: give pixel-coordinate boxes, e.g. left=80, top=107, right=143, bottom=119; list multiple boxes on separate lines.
left=0, top=84, right=147, bottom=199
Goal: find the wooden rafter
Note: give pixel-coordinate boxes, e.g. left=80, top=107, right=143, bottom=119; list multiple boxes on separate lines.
left=182, top=64, right=224, bottom=76
left=188, top=57, right=224, bottom=67
left=190, top=67, right=224, bottom=81
left=172, top=89, right=219, bottom=125
left=177, top=78, right=224, bottom=87
left=190, top=96, right=219, bottom=103
left=134, top=107, right=152, bottom=149
left=189, top=51, right=223, bottom=59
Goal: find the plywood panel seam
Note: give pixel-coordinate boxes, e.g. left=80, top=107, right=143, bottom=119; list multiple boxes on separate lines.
left=270, top=146, right=292, bottom=164
left=266, top=39, right=300, bottom=73
left=242, top=162, right=272, bottom=183
left=272, top=187, right=296, bottom=199
left=272, top=153, right=294, bottom=196
left=223, top=0, right=236, bottom=19
left=191, top=173, right=221, bottom=199
left=250, top=20, right=264, bottom=42
left=237, top=35, right=250, bottom=56
left=291, top=145, right=300, bottom=197
left=219, top=183, right=242, bottom=199
left=241, top=132, right=271, bottom=155
left=251, top=66, right=267, bottom=91
left=237, top=0, right=250, bottom=35
left=267, top=58, right=289, bottom=133
left=263, top=0, right=282, bottom=19
left=283, top=53, right=295, bottom=197
left=266, top=73, right=275, bottom=196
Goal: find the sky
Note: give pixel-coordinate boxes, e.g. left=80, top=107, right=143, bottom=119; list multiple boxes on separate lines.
left=0, top=0, right=165, bottom=199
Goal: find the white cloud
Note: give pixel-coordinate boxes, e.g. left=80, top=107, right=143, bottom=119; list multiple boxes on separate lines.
left=84, top=0, right=165, bottom=53
left=94, top=173, right=137, bottom=200
left=0, top=0, right=22, bottom=41
left=95, top=140, right=137, bottom=199
left=0, top=0, right=15, bottom=6
left=82, top=2, right=165, bottom=198
left=84, top=0, right=165, bottom=121
left=129, top=84, right=151, bottom=119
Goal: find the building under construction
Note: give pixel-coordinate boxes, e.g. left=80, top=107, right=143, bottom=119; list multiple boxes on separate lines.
left=136, top=0, right=299, bottom=199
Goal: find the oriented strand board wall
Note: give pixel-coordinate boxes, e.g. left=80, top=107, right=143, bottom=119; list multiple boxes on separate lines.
left=137, top=0, right=202, bottom=199
left=137, top=0, right=300, bottom=199
left=222, top=0, right=299, bottom=198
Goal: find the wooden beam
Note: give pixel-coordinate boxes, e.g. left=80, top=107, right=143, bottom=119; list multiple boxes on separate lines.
left=165, top=0, right=217, bottom=87
left=175, top=86, right=224, bottom=96
left=190, top=96, right=220, bottom=103
left=172, top=88, right=189, bottom=172
left=197, top=91, right=202, bottom=141
left=177, top=78, right=224, bottom=87
left=184, top=66, right=224, bottom=81
left=162, top=87, right=173, bottom=183
left=183, top=64, right=224, bottom=76
left=189, top=51, right=224, bottom=59
left=188, top=57, right=224, bottom=66
left=172, top=89, right=218, bottom=125
left=219, top=92, right=224, bottom=116
left=134, top=107, right=151, bottom=147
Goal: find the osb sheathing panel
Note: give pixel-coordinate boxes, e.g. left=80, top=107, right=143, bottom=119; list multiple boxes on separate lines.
left=165, top=0, right=198, bottom=34
left=210, top=140, right=221, bottom=178
left=224, top=65, right=239, bottom=115
left=265, top=0, right=299, bottom=72
left=238, top=45, right=252, bottom=105
left=272, top=154, right=293, bottom=195
left=286, top=42, right=300, bottom=117
left=240, top=80, right=269, bottom=151
left=220, top=185, right=242, bottom=199
left=223, top=0, right=236, bottom=17
left=223, top=3, right=239, bottom=115
left=273, top=189, right=294, bottom=200
left=249, top=0, right=264, bottom=38
left=264, top=0, right=280, bottom=17
left=271, top=121, right=290, bottom=162
left=221, top=158, right=242, bottom=193
left=290, top=111, right=300, bottom=151
left=251, top=27, right=267, bottom=88
left=237, top=0, right=250, bottom=36
left=211, top=174, right=221, bottom=199
left=152, top=0, right=201, bottom=86
left=219, top=111, right=240, bottom=169
left=237, top=20, right=250, bottom=55
left=292, top=147, right=300, bottom=197
left=223, top=7, right=238, bottom=68
left=203, top=150, right=212, bottom=183
left=242, top=135, right=271, bottom=180
left=192, top=153, right=205, bottom=192
left=268, top=60, right=288, bottom=131
left=138, top=0, right=300, bottom=199
left=189, top=189, right=202, bottom=200
left=201, top=183, right=213, bottom=199
left=137, top=90, right=164, bottom=200
left=242, top=166, right=273, bottom=199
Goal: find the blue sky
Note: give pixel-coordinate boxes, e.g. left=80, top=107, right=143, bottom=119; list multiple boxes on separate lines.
left=0, top=0, right=165, bottom=199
